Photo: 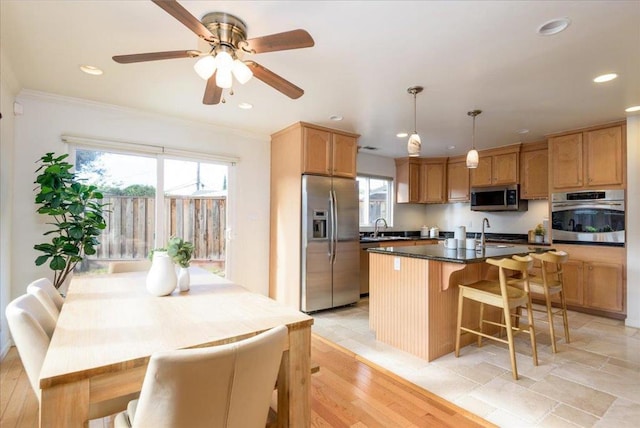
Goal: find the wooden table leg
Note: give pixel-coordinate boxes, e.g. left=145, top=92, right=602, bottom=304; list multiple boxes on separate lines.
left=40, top=379, right=90, bottom=428
left=277, top=324, right=311, bottom=428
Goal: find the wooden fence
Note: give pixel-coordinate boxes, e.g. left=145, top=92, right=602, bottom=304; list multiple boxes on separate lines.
left=93, top=196, right=226, bottom=261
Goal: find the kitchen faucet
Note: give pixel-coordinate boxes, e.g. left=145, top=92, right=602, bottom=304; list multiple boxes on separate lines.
left=373, top=217, right=388, bottom=238
left=480, top=217, right=491, bottom=247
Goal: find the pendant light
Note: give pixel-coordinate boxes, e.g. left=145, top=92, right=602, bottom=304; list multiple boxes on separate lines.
left=466, top=109, right=482, bottom=168
left=407, top=86, right=423, bottom=157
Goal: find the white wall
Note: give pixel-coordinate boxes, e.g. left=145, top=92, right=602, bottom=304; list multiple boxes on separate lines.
left=0, top=51, right=20, bottom=357
left=10, top=91, right=271, bottom=305
left=357, top=152, right=549, bottom=235
left=626, top=115, right=639, bottom=328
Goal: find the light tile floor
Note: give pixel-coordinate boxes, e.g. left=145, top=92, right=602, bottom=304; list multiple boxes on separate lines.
left=312, top=299, right=640, bottom=427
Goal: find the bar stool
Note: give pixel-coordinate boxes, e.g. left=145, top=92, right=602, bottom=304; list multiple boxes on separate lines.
left=455, top=256, right=538, bottom=380
left=511, top=251, right=570, bottom=353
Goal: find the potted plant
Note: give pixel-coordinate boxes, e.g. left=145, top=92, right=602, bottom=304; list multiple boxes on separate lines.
left=33, top=153, right=107, bottom=290
left=167, top=236, right=194, bottom=291
left=534, top=224, right=546, bottom=243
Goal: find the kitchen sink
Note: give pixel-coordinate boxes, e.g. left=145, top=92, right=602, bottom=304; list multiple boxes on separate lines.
left=360, top=236, right=412, bottom=242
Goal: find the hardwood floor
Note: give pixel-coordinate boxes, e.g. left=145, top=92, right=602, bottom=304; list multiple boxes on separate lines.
left=1, top=335, right=493, bottom=427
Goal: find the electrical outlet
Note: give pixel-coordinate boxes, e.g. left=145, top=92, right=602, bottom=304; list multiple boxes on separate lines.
left=394, top=257, right=401, bottom=271
left=468, top=220, right=473, bottom=228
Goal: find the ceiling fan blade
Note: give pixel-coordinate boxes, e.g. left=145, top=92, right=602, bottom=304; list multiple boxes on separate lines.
left=203, top=73, right=223, bottom=105
left=152, top=0, right=214, bottom=40
left=246, top=61, right=304, bottom=99
left=244, top=29, right=314, bottom=54
left=112, top=50, right=198, bottom=64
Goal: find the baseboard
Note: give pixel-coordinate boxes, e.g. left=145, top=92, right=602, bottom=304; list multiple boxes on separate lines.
left=0, top=339, right=12, bottom=361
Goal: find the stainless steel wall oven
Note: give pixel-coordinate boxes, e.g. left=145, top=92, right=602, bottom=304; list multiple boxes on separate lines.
left=551, top=190, right=625, bottom=246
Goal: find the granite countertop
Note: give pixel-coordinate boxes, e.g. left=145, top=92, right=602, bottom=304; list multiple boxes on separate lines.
left=367, top=243, right=549, bottom=264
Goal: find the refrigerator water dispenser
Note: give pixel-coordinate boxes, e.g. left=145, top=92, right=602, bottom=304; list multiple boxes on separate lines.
left=312, top=210, right=327, bottom=239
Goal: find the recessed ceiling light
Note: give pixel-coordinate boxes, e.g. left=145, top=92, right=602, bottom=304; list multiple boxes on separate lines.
left=396, top=132, right=408, bottom=138
left=448, top=145, right=456, bottom=150
left=593, top=73, right=618, bottom=83
left=537, top=18, right=570, bottom=36
left=329, top=115, right=343, bottom=121
left=80, top=65, right=103, bottom=76
left=238, top=102, right=253, bottom=110
left=516, top=128, right=530, bottom=134
left=625, top=105, right=640, bottom=113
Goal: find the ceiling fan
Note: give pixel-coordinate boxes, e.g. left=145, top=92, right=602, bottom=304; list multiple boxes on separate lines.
left=113, top=0, right=314, bottom=105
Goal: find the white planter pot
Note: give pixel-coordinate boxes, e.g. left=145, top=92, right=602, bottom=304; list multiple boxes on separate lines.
left=146, top=251, right=177, bottom=296
left=177, top=267, right=190, bottom=292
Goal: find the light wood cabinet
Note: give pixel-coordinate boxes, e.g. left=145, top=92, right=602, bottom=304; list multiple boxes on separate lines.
left=269, top=122, right=359, bottom=308
left=470, top=144, right=521, bottom=187
left=302, top=124, right=358, bottom=178
left=395, top=157, right=447, bottom=204
left=552, top=244, right=626, bottom=319
left=520, top=141, right=548, bottom=199
left=446, top=156, right=470, bottom=202
left=549, top=122, right=625, bottom=192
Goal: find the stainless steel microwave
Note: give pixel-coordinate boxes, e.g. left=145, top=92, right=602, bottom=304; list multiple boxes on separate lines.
left=470, top=185, right=528, bottom=211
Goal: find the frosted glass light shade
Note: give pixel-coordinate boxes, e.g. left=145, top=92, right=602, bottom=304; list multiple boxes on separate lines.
left=215, top=51, right=234, bottom=70
left=408, top=133, right=421, bottom=157
left=232, top=60, right=253, bottom=84
left=194, top=56, right=216, bottom=80
left=216, top=68, right=233, bottom=89
left=466, top=149, right=479, bottom=168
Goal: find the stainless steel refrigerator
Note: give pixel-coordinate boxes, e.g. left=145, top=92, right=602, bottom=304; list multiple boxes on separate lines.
left=301, top=175, right=360, bottom=312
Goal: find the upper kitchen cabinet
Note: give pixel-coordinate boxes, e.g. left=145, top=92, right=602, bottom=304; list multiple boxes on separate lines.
left=470, top=144, right=521, bottom=187
left=520, top=141, right=548, bottom=200
left=395, top=157, right=447, bottom=204
left=300, top=123, right=359, bottom=178
left=446, top=155, right=470, bottom=202
left=549, top=122, right=626, bottom=192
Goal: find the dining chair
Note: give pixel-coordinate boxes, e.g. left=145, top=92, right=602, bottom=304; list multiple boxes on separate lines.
left=510, top=251, right=570, bottom=353
left=108, top=260, right=152, bottom=274
left=27, top=282, right=60, bottom=322
left=6, top=293, right=137, bottom=419
left=455, top=256, right=538, bottom=380
left=114, top=325, right=288, bottom=428
left=27, top=277, right=64, bottom=311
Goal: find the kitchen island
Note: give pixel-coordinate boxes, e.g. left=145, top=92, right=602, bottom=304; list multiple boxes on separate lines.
left=367, top=243, right=546, bottom=361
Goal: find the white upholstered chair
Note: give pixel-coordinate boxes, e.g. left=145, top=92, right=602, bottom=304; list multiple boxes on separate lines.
left=6, top=293, right=135, bottom=419
left=114, top=325, right=288, bottom=428
left=27, top=277, right=64, bottom=311
left=108, top=260, right=152, bottom=274
left=27, top=282, right=60, bottom=322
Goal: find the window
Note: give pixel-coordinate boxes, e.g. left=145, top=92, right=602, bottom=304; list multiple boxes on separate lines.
left=356, top=175, right=394, bottom=227
left=73, top=148, right=229, bottom=277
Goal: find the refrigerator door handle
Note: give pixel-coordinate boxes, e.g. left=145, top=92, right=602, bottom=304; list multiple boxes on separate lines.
left=332, top=189, right=338, bottom=264
left=329, top=190, right=335, bottom=260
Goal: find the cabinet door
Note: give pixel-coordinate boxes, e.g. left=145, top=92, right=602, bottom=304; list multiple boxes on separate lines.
left=562, top=259, right=584, bottom=306
left=332, top=133, right=358, bottom=178
left=492, top=152, right=518, bottom=185
left=520, top=149, right=548, bottom=199
left=422, top=162, right=446, bottom=203
left=408, top=162, right=421, bottom=203
left=303, top=127, right=331, bottom=175
left=447, top=160, right=470, bottom=202
left=585, top=126, right=624, bottom=188
left=550, top=133, right=583, bottom=190
left=470, top=156, right=492, bottom=187
left=585, top=261, right=624, bottom=312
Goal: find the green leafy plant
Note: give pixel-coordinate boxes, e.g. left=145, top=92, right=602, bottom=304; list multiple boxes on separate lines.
left=148, top=247, right=167, bottom=261
left=534, top=223, right=546, bottom=236
left=33, top=152, right=108, bottom=289
left=167, top=236, right=194, bottom=268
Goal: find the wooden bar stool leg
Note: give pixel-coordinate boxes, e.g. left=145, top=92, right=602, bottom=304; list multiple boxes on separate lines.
left=525, top=299, right=538, bottom=366
left=502, top=304, right=518, bottom=380
left=559, top=289, right=571, bottom=344
left=477, top=302, right=484, bottom=348
left=543, top=287, right=557, bottom=353
left=455, top=289, right=464, bottom=357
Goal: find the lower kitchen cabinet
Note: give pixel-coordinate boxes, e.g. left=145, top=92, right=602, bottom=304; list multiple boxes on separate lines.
left=551, top=244, right=625, bottom=319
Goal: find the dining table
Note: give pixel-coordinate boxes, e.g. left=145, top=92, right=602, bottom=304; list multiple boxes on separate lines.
left=38, top=268, right=313, bottom=427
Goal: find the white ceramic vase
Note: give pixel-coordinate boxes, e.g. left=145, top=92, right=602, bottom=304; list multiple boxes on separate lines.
left=146, top=251, right=177, bottom=296
left=177, top=267, right=190, bottom=292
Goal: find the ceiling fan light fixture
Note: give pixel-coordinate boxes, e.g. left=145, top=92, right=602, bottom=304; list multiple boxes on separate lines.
left=215, top=50, right=234, bottom=70
left=232, top=59, right=253, bottom=84
left=466, top=109, right=482, bottom=169
left=216, top=68, right=233, bottom=89
left=406, top=86, right=424, bottom=157
left=194, top=55, right=216, bottom=80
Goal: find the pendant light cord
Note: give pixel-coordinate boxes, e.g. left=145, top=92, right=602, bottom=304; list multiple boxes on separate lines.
left=413, top=92, right=417, bottom=134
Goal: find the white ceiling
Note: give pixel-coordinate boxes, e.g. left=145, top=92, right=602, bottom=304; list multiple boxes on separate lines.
left=2, top=1, right=639, bottom=158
